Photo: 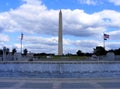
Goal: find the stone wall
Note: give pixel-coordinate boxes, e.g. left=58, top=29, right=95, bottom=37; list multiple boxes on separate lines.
left=0, top=61, right=120, bottom=73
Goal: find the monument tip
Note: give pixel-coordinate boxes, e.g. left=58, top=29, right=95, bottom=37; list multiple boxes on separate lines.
left=60, top=10, right=62, bottom=13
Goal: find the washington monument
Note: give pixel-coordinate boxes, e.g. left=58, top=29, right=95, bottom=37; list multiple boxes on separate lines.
left=58, top=10, right=63, bottom=55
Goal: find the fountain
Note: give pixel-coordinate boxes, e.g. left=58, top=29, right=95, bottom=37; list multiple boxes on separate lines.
left=0, top=61, right=120, bottom=78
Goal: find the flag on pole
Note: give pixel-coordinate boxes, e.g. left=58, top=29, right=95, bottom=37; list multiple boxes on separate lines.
left=21, top=33, right=23, bottom=40
left=104, top=33, right=109, bottom=40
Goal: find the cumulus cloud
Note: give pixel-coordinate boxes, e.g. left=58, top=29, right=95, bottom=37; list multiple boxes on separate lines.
left=109, top=0, right=120, bottom=6
left=0, top=0, right=120, bottom=53
left=24, top=43, right=57, bottom=53
left=0, top=34, right=9, bottom=42
left=78, top=0, right=97, bottom=5
left=24, top=36, right=58, bottom=46
left=78, top=0, right=120, bottom=6
left=17, top=35, right=57, bottom=53
left=97, top=10, right=120, bottom=27
left=14, top=43, right=21, bottom=49
left=0, top=34, right=9, bottom=48
left=22, top=0, right=42, bottom=5
left=62, top=9, right=106, bottom=36
left=109, top=30, right=120, bottom=40
left=107, top=42, right=120, bottom=49
left=75, top=40, right=99, bottom=47
left=20, top=35, right=101, bottom=53
left=0, top=0, right=120, bottom=37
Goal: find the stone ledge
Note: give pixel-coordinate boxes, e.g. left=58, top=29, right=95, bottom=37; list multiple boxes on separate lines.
left=0, top=61, right=120, bottom=64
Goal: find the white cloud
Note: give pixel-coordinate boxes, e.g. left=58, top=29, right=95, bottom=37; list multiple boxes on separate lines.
left=17, top=36, right=58, bottom=53
left=0, top=0, right=120, bottom=53
left=73, top=40, right=101, bottom=52
left=0, top=34, right=9, bottom=48
left=109, top=0, right=120, bottom=6
left=97, top=10, right=120, bottom=27
left=12, top=33, right=120, bottom=54
left=62, top=9, right=106, bottom=36
left=24, top=43, right=57, bottom=53
left=14, top=44, right=21, bottom=49
left=0, top=34, right=9, bottom=42
left=75, top=40, right=99, bottom=47
left=108, top=30, right=120, bottom=40
left=78, top=0, right=96, bottom=5
left=22, top=0, right=42, bottom=5
left=107, top=42, right=120, bottom=50
left=0, top=1, right=120, bottom=37
left=24, top=36, right=58, bottom=46
left=20, top=35, right=102, bottom=53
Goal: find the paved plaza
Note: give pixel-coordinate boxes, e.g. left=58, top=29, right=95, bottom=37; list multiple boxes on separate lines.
left=0, top=78, right=120, bottom=89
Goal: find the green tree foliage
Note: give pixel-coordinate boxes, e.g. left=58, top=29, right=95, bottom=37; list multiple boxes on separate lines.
left=77, top=50, right=84, bottom=56
left=6, top=48, right=10, bottom=55
left=76, top=50, right=92, bottom=56
left=108, top=48, right=120, bottom=55
left=12, top=48, right=17, bottom=55
left=0, top=49, right=3, bottom=55
left=33, top=53, right=54, bottom=57
left=94, top=46, right=106, bottom=56
left=23, top=49, right=28, bottom=56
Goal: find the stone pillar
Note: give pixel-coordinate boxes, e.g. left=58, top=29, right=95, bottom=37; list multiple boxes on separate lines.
left=58, top=10, right=63, bottom=55
left=106, top=52, right=115, bottom=60
left=3, top=47, right=6, bottom=61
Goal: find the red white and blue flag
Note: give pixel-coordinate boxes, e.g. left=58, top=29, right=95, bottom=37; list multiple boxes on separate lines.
left=104, top=33, right=109, bottom=40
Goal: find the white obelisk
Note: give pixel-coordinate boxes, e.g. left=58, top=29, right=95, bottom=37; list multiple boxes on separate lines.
left=58, top=10, right=63, bottom=55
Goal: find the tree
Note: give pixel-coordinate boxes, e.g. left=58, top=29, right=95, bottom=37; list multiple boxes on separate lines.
left=6, top=48, right=10, bottom=55
left=0, top=49, right=3, bottom=56
left=23, top=49, right=28, bottom=56
left=109, top=48, right=120, bottom=55
left=77, top=50, right=83, bottom=56
left=94, top=46, right=106, bottom=56
left=12, top=48, right=17, bottom=55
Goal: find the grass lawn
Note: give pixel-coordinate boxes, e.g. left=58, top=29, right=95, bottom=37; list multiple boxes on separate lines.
left=34, top=55, right=89, bottom=61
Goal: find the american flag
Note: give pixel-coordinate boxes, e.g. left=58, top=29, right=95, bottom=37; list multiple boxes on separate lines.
left=104, top=34, right=109, bottom=40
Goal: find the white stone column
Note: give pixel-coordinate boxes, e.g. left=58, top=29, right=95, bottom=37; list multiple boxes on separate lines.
left=3, top=47, right=6, bottom=61
left=58, top=10, right=63, bottom=55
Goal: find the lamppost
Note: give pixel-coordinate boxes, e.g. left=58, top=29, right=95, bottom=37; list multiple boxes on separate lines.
left=21, top=33, right=23, bottom=55
left=3, top=47, right=6, bottom=61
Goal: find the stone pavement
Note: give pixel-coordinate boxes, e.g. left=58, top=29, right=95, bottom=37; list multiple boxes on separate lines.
left=0, top=78, right=120, bottom=89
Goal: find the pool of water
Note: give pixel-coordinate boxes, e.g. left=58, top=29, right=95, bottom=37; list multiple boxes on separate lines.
left=0, top=71, right=120, bottom=78
left=0, top=61, right=120, bottom=78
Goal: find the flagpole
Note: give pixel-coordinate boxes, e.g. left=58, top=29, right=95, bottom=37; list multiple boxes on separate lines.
left=103, top=33, right=109, bottom=50
left=103, top=33, right=105, bottom=49
left=21, top=33, right=23, bottom=55
left=21, top=38, right=22, bottom=54
left=103, top=37, right=105, bottom=49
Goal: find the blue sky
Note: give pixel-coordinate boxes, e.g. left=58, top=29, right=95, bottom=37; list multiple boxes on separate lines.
left=43, top=0, right=120, bottom=13
left=0, top=0, right=120, bottom=54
